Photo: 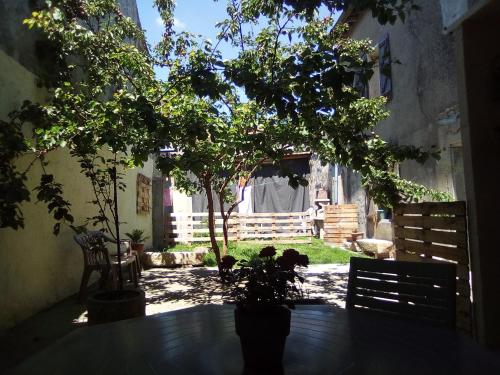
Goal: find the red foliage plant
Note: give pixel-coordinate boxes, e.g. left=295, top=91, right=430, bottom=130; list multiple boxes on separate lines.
left=221, top=246, right=309, bottom=309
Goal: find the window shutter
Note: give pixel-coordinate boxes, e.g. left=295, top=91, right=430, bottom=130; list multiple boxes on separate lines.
left=379, top=35, right=392, bottom=99
left=353, top=54, right=369, bottom=98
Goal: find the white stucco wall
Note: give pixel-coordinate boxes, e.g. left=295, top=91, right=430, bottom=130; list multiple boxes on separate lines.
left=0, top=49, right=153, bottom=330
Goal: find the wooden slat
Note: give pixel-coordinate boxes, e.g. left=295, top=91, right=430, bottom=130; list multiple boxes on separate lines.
left=393, top=215, right=467, bottom=231
left=238, top=218, right=309, bottom=224
left=239, top=233, right=310, bottom=239
left=394, top=239, right=468, bottom=264
left=167, top=229, right=237, bottom=235
left=324, top=213, right=358, bottom=218
left=356, top=269, right=452, bottom=285
left=393, top=202, right=466, bottom=216
left=351, top=257, right=456, bottom=279
left=394, top=227, right=467, bottom=247
left=167, top=225, right=311, bottom=234
left=255, top=239, right=312, bottom=244
left=325, top=204, right=357, bottom=210
left=354, top=286, right=447, bottom=306
left=239, top=227, right=311, bottom=233
left=166, top=238, right=313, bottom=244
left=172, top=236, right=239, bottom=242
left=167, top=211, right=309, bottom=217
left=166, top=219, right=239, bottom=225
left=238, top=212, right=309, bottom=217
left=352, top=295, right=448, bottom=322
left=325, top=213, right=358, bottom=217
left=324, top=220, right=358, bottom=224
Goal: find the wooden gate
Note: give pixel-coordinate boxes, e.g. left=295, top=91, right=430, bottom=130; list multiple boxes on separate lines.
left=393, top=201, right=472, bottom=334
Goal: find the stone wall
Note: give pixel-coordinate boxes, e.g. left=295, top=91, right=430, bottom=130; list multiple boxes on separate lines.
left=338, top=0, right=465, bottom=235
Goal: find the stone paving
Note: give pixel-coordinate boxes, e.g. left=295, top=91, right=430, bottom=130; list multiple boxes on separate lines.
left=142, top=264, right=349, bottom=315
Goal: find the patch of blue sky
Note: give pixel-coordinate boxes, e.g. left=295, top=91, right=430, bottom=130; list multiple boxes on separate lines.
left=136, top=0, right=340, bottom=100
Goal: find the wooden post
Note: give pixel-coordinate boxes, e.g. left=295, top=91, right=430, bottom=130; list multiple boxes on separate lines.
left=152, top=171, right=165, bottom=250
left=187, top=214, right=192, bottom=246
left=272, top=213, right=277, bottom=241
left=235, top=213, right=240, bottom=242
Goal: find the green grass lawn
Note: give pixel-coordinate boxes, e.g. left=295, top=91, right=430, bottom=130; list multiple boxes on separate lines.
left=164, top=238, right=367, bottom=266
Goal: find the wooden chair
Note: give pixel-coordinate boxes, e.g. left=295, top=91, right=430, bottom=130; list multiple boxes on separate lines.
left=346, top=257, right=456, bottom=329
left=74, top=231, right=138, bottom=302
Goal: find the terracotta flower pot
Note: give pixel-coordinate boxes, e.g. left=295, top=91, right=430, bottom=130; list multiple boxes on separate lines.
left=131, top=243, right=145, bottom=254
left=234, top=305, right=291, bottom=371
left=86, top=289, right=146, bottom=325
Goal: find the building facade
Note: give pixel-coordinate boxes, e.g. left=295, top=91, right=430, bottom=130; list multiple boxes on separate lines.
left=337, top=0, right=465, bottom=237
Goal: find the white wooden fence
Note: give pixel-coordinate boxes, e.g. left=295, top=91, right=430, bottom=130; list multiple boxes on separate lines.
left=165, top=211, right=313, bottom=244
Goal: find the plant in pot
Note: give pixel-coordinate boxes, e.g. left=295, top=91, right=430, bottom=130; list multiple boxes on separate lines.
left=222, top=246, right=309, bottom=372
left=83, top=158, right=146, bottom=325
left=125, top=229, right=149, bottom=254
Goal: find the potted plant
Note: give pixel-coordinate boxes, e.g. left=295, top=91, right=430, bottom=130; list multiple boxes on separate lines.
left=222, top=246, right=309, bottom=371
left=85, top=166, right=146, bottom=325
left=125, top=229, right=149, bottom=254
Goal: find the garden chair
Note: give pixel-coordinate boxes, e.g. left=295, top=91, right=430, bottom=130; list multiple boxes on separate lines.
left=346, top=257, right=456, bottom=329
left=74, top=231, right=138, bottom=302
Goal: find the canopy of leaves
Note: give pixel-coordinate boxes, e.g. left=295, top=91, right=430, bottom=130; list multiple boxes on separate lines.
left=0, top=0, right=445, bottom=234
left=154, top=0, right=444, bottom=206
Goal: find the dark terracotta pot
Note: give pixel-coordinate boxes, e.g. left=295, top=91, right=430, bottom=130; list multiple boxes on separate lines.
left=87, top=289, right=145, bottom=325
left=234, top=305, right=291, bottom=371
left=131, top=243, right=145, bottom=254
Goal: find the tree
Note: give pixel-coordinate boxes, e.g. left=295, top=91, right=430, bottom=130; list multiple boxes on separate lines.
left=153, top=0, right=446, bottom=270
left=1, top=0, right=446, bottom=277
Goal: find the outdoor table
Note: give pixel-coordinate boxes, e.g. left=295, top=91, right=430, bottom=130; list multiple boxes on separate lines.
left=9, top=305, right=500, bottom=374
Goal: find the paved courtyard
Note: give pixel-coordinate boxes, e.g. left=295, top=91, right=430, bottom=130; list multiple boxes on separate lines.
left=142, top=264, right=349, bottom=315
left=0, top=264, right=349, bottom=371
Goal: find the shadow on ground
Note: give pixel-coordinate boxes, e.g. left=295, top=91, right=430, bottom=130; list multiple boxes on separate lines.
left=0, top=294, right=87, bottom=371
left=140, top=264, right=349, bottom=314
left=1, top=264, right=349, bottom=371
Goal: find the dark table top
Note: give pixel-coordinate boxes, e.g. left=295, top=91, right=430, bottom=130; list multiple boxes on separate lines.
left=9, top=305, right=500, bottom=374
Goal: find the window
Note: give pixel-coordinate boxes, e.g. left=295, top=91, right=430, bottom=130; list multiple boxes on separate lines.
left=378, top=34, right=393, bottom=99
left=353, top=54, right=370, bottom=98
left=353, top=35, right=392, bottom=100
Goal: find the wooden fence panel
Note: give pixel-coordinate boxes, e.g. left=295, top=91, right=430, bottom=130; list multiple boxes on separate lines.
left=393, top=201, right=472, bottom=335
left=165, top=212, right=312, bottom=245
left=323, top=204, right=359, bottom=246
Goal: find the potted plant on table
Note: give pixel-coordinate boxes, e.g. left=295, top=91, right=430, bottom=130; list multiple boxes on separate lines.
left=222, top=246, right=309, bottom=372
left=125, top=229, right=149, bottom=255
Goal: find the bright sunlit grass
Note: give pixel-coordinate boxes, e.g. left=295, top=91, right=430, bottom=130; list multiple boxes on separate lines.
left=164, top=238, right=367, bottom=266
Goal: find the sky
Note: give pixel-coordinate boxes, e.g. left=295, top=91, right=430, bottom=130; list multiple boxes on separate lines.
left=137, top=0, right=235, bottom=80
left=136, top=0, right=339, bottom=81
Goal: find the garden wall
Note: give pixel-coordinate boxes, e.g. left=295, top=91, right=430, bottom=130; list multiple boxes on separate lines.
left=0, top=0, right=153, bottom=330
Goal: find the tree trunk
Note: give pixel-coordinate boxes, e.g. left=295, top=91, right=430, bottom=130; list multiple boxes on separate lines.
left=218, top=191, right=229, bottom=256
left=112, top=166, right=123, bottom=290
left=203, top=177, right=222, bottom=273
